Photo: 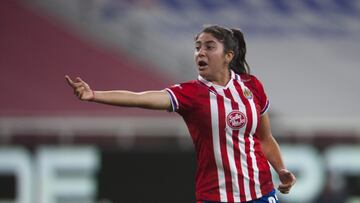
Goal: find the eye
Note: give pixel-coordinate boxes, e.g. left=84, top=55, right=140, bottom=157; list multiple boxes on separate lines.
left=206, top=45, right=215, bottom=50
left=195, top=46, right=200, bottom=51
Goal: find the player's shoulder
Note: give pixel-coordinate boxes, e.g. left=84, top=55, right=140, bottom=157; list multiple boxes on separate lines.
left=239, top=73, right=263, bottom=87
left=179, top=80, right=200, bottom=86
left=170, top=80, right=204, bottom=90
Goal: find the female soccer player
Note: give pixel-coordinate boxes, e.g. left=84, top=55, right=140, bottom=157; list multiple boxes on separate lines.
left=65, top=25, right=296, bottom=203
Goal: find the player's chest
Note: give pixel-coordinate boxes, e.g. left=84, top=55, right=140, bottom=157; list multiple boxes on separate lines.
left=198, top=89, right=260, bottom=123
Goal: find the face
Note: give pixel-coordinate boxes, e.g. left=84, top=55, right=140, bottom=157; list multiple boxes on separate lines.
left=194, top=32, right=233, bottom=82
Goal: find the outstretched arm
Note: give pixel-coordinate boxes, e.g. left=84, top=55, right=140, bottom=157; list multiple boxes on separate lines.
left=258, top=113, right=296, bottom=194
left=65, top=75, right=171, bottom=110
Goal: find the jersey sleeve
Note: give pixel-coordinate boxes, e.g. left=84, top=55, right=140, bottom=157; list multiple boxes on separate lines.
left=165, top=83, right=195, bottom=115
left=252, top=76, right=270, bottom=116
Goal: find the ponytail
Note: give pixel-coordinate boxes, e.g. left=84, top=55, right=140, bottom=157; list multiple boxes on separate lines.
left=230, top=28, right=250, bottom=74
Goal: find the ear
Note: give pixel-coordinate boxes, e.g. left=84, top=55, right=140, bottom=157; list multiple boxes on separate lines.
left=225, top=51, right=234, bottom=64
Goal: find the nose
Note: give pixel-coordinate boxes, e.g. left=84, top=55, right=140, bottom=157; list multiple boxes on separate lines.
left=197, top=47, right=206, bottom=57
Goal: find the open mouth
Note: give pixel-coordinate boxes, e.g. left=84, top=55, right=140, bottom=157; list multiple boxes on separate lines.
left=198, top=61, right=208, bottom=67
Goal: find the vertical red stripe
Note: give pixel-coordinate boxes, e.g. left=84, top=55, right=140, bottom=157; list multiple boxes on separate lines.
left=250, top=99, right=267, bottom=196
left=212, top=87, right=234, bottom=202
left=254, top=136, right=272, bottom=195
left=223, top=88, right=246, bottom=202
left=233, top=81, right=257, bottom=200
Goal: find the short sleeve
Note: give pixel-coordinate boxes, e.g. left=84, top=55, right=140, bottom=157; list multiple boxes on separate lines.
left=165, top=82, right=195, bottom=114
left=252, top=76, right=270, bottom=116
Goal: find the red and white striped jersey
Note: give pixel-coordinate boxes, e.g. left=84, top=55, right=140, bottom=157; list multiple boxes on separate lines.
left=166, top=71, right=273, bottom=202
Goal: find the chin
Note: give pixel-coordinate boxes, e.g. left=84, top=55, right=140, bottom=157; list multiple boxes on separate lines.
left=198, top=70, right=207, bottom=77
left=198, top=71, right=211, bottom=81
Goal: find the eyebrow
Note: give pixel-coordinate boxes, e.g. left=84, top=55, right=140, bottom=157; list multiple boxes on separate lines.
left=195, top=40, right=217, bottom=45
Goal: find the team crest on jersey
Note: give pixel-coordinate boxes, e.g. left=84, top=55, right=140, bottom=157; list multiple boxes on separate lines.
left=243, top=87, right=253, bottom=99
left=226, top=110, right=247, bottom=130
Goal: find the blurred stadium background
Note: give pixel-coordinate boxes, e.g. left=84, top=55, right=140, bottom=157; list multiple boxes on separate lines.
left=1, top=0, right=360, bottom=203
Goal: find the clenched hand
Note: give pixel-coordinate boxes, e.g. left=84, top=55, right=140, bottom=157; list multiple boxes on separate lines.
left=277, top=169, right=296, bottom=194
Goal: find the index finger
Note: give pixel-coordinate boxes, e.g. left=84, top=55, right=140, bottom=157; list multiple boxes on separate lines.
left=65, top=75, right=76, bottom=88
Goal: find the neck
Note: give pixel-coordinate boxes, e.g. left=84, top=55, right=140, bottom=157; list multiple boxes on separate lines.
left=212, top=69, right=231, bottom=87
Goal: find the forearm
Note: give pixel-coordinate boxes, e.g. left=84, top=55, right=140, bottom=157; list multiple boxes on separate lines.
left=92, top=90, right=170, bottom=110
left=258, top=114, right=296, bottom=193
left=261, top=135, right=286, bottom=173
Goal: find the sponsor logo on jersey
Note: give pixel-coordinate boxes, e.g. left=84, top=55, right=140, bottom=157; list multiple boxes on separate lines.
left=226, top=110, right=247, bottom=130
left=243, top=87, right=253, bottom=99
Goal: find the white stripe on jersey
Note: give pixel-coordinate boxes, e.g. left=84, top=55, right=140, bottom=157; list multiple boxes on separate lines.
left=247, top=90, right=262, bottom=198
left=165, top=88, right=179, bottom=111
left=261, top=99, right=270, bottom=116
left=209, top=92, right=227, bottom=202
left=218, top=89, right=241, bottom=202
left=228, top=82, right=252, bottom=201
left=237, top=79, right=262, bottom=199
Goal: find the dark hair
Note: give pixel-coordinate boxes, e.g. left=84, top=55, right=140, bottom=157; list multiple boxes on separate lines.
left=195, top=25, right=250, bottom=74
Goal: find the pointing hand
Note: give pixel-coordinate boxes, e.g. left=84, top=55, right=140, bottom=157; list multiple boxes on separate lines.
left=65, top=75, right=94, bottom=101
